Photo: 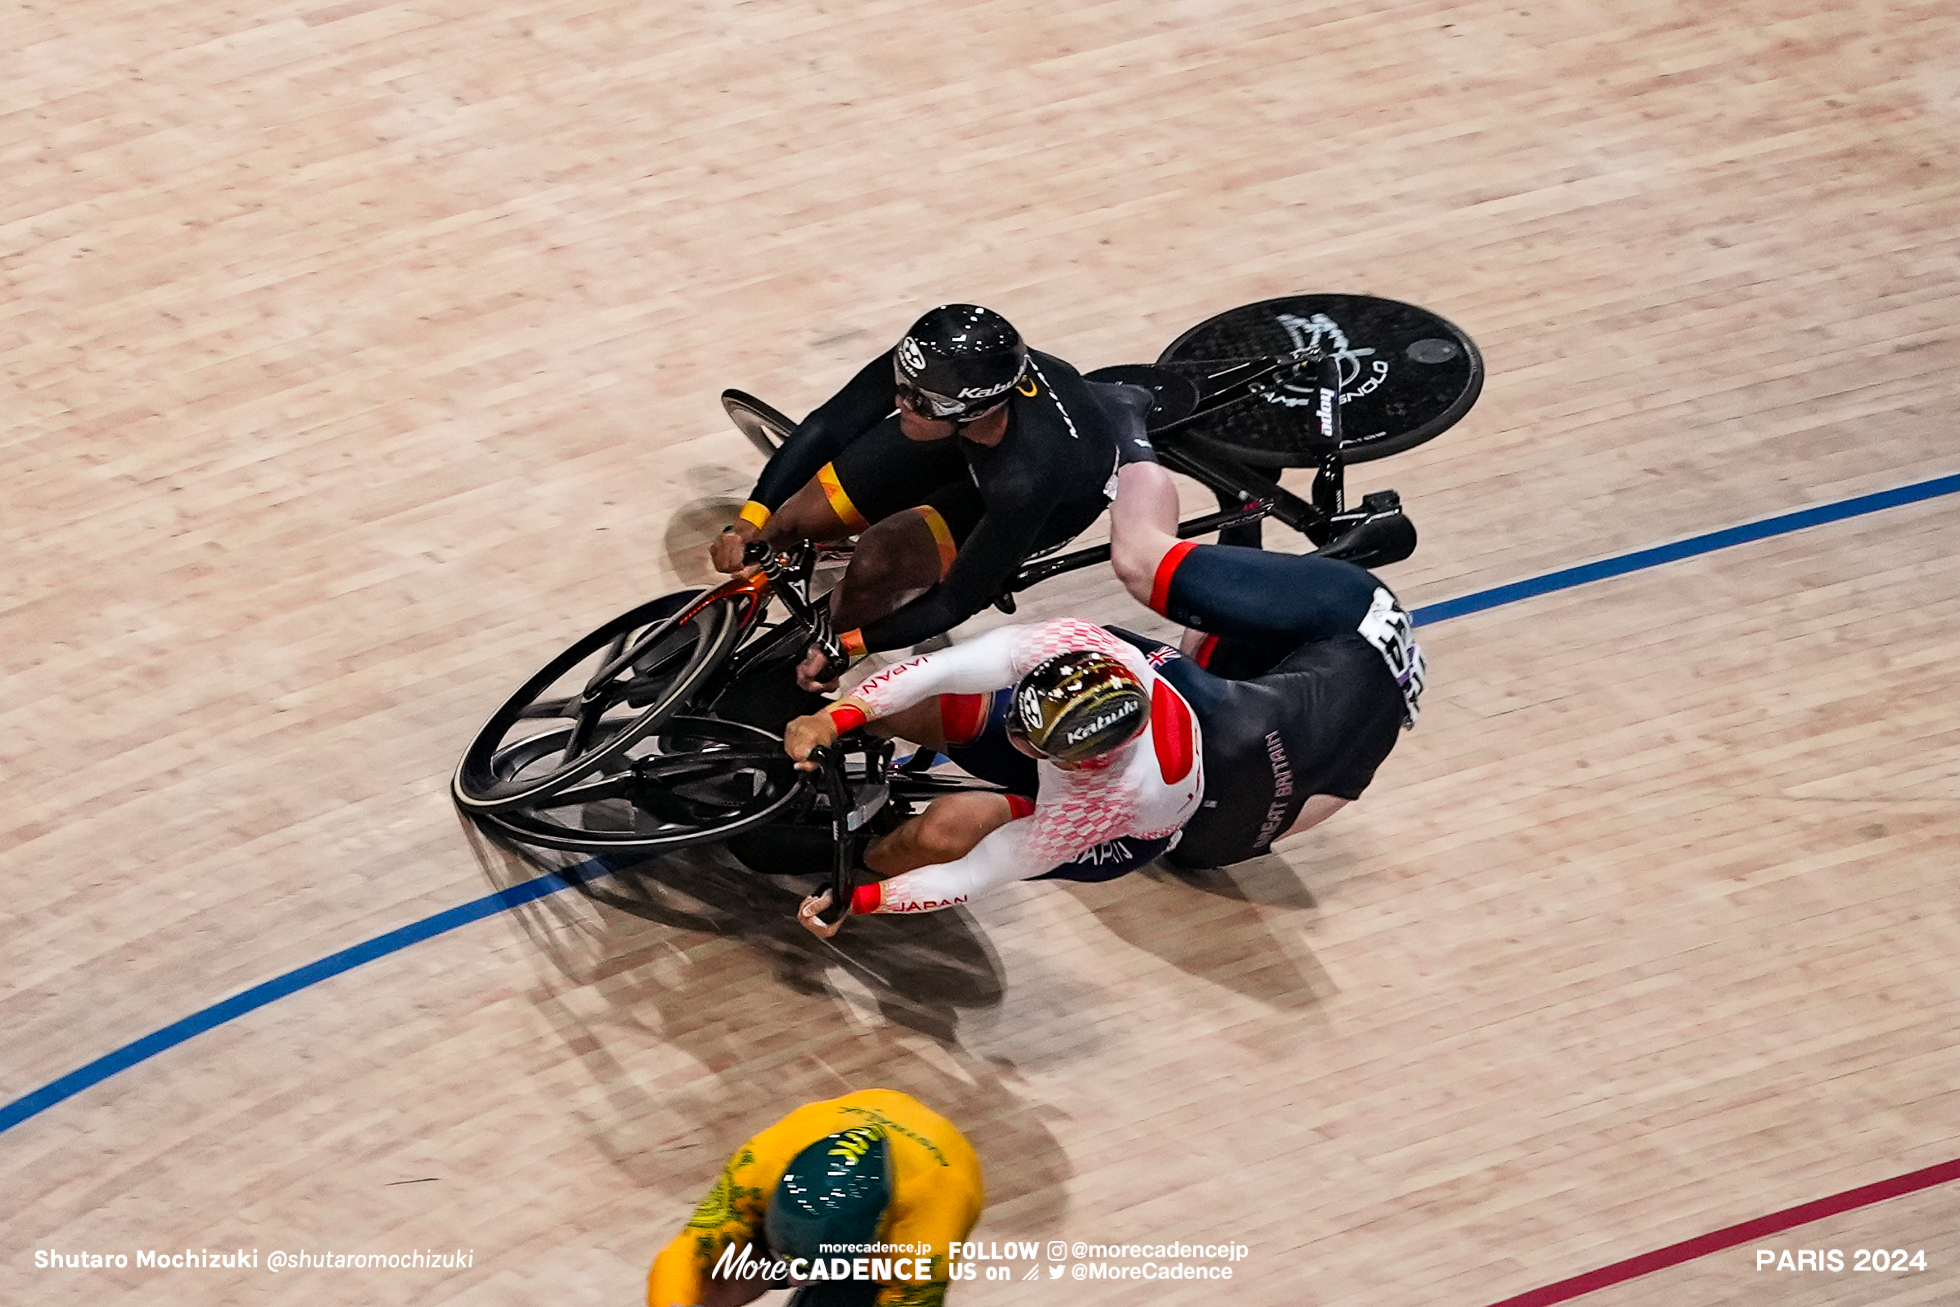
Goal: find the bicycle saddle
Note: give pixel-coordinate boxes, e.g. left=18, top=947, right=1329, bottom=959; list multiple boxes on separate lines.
left=1083, top=379, right=1157, bottom=449
left=1082, top=365, right=1201, bottom=433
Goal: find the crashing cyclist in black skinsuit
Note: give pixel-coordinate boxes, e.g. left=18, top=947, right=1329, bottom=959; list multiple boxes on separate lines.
left=710, top=304, right=1151, bottom=689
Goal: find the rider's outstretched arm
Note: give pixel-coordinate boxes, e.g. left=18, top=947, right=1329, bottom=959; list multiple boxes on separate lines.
left=850, top=816, right=1052, bottom=915
left=837, top=622, right=1028, bottom=715
left=737, top=351, right=896, bottom=531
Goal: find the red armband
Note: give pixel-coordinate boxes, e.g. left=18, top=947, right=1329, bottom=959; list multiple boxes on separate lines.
left=825, top=702, right=869, bottom=732
left=1149, top=540, right=1199, bottom=616
left=851, top=883, right=883, bottom=914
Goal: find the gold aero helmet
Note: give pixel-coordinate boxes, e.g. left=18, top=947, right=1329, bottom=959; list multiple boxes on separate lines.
left=1007, top=651, right=1149, bottom=765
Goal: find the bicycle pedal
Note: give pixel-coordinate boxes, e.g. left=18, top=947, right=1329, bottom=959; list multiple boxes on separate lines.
left=1360, top=489, right=1402, bottom=514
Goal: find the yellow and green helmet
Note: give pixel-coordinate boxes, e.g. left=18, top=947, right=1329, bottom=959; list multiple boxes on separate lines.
left=765, top=1127, right=893, bottom=1263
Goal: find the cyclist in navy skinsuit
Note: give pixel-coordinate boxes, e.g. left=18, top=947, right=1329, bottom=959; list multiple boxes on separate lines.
left=781, top=456, right=1425, bottom=934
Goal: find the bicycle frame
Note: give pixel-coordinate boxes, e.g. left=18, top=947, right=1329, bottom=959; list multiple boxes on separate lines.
left=1000, top=347, right=1357, bottom=602
left=574, top=347, right=1367, bottom=741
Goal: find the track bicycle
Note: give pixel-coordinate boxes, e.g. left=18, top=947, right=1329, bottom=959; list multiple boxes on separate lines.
left=451, top=294, right=1482, bottom=857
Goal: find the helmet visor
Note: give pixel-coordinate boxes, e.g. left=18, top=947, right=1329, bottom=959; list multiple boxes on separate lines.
left=892, top=359, right=1009, bottom=423
left=895, top=380, right=970, bottom=420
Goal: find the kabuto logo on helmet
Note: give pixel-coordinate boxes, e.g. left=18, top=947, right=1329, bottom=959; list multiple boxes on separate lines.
left=1064, top=701, right=1141, bottom=744
left=896, top=336, right=927, bottom=377
left=957, top=381, right=1013, bottom=399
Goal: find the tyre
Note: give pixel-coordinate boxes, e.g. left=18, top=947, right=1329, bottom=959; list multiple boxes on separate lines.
left=452, top=590, right=747, bottom=814
left=721, top=389, right=796, bottom=458
left=473, top=718, right=811, bottom=855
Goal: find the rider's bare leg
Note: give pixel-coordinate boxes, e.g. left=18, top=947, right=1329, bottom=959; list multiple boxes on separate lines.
left=1108, top=462, right=1183, bottom=608
left=763, top=477, right=858, bottom=545
left=865, top=792, right=1019, bottom=876
left=828, top=508, right=946, bottom=632
left=864, top=700, right=950, bottom=753
left=794, top=507, right=949, bottom=691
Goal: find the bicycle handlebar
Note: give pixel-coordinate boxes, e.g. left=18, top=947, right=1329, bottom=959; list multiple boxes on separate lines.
left=744, top=541, right=849, bottom=682
left=803, top=744, right=857, bottom=933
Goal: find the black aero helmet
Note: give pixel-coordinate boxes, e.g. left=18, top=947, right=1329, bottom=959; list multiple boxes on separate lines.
left=892, top=304, right=1028, bottom=421
left=1008, top=651, right=1149, bottom=765
left=765, top=1126, right=893, bottom=1263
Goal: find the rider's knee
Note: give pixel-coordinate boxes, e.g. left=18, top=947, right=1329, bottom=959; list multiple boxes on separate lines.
left=846, top=526, right=904, bottom=590
left=850, top=516, right=941, bottom=591
left=913, top=803, right=985, bottom=863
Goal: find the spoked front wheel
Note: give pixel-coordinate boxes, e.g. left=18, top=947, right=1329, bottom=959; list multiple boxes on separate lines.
left=472, top=718, right=811, bottom=854
left=452, top=590, right=749, bottom=814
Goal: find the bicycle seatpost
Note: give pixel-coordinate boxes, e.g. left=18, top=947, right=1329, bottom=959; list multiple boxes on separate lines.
left=1312, top=349, right=1346, bottom=515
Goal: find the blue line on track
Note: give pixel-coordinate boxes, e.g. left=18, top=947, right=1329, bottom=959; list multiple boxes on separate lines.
left=1408, top=472, right=1960, bottom=625
left=4, top=470, right=1956, bottom=1139
left=0, top=860, right=612, bottom=1135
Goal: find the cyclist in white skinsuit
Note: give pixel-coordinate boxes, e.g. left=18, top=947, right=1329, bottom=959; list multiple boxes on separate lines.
left=787, top=616, right=1205, bottom=928
left=783, top=459, right=1423, bottom=936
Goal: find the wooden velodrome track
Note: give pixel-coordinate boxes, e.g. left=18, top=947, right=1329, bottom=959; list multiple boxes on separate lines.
left=4, top=0, right=1957, bottom=1303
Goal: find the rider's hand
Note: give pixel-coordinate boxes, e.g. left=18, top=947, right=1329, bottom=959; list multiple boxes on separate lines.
left=796, top=643, right=844, bottom=693
left=798, top=889, right=844, bottom=939
left=710, top=520, right=762, bottom=574
left=783, top=711, right=841, bottom=770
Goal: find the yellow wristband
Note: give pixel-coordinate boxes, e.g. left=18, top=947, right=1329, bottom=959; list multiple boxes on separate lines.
left=737, top=501, right=773, bottom=530
left=840, top=629, right=867, bottom=659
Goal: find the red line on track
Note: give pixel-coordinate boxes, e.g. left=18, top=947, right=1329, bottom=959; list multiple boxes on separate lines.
left=1481, top=1156, right=1960, bottom=1307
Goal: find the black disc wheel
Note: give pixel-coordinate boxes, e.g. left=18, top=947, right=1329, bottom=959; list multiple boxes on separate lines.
left=473, top=718, right=811, bottom=855
left=1157, top=294, right=1484, bottom=466
left=452, top=590, right=747, bottom=814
